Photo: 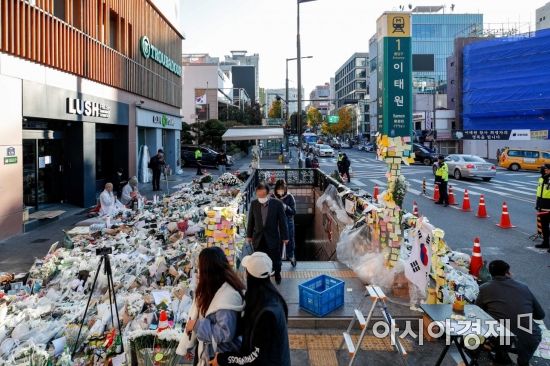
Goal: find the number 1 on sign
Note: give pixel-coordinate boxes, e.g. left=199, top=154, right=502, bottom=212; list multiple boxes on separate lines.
left=396, top=38, right=401, bottom=51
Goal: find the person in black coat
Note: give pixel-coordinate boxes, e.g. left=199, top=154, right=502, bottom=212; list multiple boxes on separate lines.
left=112, top=168, right=127, bottom=199
left=273, top=180, right=297, bottom=267
left=246, top=182, right=289, bottom=284
left=213, top=252, right=290, bottom=366
left=341, top=153, right=351, bottom=182
left=149, top=149, right=166, bottom=191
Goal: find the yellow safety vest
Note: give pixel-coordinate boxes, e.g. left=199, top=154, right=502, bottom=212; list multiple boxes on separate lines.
left=537, top=177, right=550, bottom=199
left=435, top=163, right=449, bottom=182
left=195, top=149, right=202, bottom=160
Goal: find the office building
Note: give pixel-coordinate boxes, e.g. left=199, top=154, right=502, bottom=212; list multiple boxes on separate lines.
left=334, top=53, right=369, bottom=109
left=309, top=83, right=331, bottom=117
left=368, top=35, right=378, bottom=140
left=265, top=88, right=300, bottom=118
left=461, top=31, right=550, bottom=158
left=182, top=55, right=245, bottom=125
left=411, top=6, right=483, bottom=91
left=223, top=51, right=260, bottom=102
left=232, top=66, right=256, bottom=103
left=537, top=2, right=550, bottom=31
left=0, top=0, right=184, bottom=239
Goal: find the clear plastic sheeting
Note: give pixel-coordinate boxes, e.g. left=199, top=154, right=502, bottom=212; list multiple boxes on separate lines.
left=336, top=222, right=401, bottom=290
left=316, top=185, right=354, bottom=226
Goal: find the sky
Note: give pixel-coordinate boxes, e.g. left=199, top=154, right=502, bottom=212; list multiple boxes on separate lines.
left=180, top=0, right=542, bottom=95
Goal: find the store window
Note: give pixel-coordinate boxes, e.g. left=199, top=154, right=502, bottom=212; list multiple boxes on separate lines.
left=73, top=0, right=82, bottom=30
left=109, top=10, right=119, bottom=50
left=53, top=0, right=66, bottom=20
left=96, top=139, right=114, bottom=180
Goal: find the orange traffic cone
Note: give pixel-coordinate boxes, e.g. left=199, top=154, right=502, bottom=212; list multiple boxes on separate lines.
left=448, top=185, right=458, bottom=205
left=373, top=185, right=379, bottom=202
left=413, top=201, right=419, bottom=216
left=476, top=195, right=489, bottom=218
left=496, top=202, right=516, bottom=229
left=433, top=184, right=440, bottom=202
left=157, top=310, right=169, bottom=332
left=462, top=190, right=472, bottom=212
left=469, top=237, right=483, bottom=278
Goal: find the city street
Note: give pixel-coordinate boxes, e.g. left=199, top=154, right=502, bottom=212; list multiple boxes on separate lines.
left=316, top=148, right=550, bottom=323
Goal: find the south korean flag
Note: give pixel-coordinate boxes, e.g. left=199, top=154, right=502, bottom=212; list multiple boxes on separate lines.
left=404, top=224, right=432, bottom=295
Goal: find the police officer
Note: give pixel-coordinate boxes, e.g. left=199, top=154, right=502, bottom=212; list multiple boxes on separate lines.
left=434, top=155, right=449, bottom=207
left=535, top=164, right=550, bottom=251
left=194, top=147, right=203, bottom=176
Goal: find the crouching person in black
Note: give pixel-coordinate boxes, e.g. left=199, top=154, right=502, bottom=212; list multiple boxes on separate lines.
left=211, top=252, right=290, bottom=366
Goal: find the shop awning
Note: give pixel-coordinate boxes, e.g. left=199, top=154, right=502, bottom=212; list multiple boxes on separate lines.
left=222, top=127, right=284, bottom=141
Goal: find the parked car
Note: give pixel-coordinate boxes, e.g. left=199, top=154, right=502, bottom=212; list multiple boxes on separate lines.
left=181, top=145, right=233, bottom=167
left=499, top=148, right=550, bottom=171
left=413, top=143, right=439, bottom=165
left=328, top=139, right=341, bottom=149
left=433, top=154, right=496, bottom=181
left=359, top=142, right=375, bottom=152
left=340, top=141, right=351, bottom=149
left=316, top=144, right=335, bottom=157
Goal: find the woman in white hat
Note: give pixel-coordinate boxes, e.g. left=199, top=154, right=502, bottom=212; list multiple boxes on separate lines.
left=211, top=252, right=290, bottom=366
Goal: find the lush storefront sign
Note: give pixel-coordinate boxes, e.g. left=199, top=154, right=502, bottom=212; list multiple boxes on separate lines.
left=140, top=36, right=182, bottom=77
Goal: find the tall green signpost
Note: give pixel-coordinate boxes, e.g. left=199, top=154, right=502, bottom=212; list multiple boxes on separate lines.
left=375, top=12, right=413, bottom=269
left=377, top=13, right=413, bottom=138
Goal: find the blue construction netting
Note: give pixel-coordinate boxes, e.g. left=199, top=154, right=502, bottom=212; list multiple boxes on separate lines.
left=463, top=29, right=550, bottom=135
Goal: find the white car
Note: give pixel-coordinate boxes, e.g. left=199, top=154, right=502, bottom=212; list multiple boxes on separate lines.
left=317, top=144, right=335, bottom=157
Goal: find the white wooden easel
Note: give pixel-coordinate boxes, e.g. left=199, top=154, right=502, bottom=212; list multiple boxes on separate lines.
left=342, top=285, right=408, bottom=366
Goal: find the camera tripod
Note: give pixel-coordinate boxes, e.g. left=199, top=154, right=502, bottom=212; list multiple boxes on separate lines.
left=72, top=248, right=123, bottom=357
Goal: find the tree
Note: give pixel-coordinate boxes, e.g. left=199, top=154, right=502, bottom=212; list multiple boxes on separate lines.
left=268, top=99, right=283, bottom=119
left=243, top=102, right=262, bottom=125
left=322, top=107, right=353, bottom=136
left=289, top=111, right=307, bottom=134
left=181, top=122, right=194, bottom=144
left=200, top=119, right=227, bottom=150
left=307, top=106, right=323, bottom=130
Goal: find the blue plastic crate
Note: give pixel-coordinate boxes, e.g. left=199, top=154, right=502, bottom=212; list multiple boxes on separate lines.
left=299, top=275, right=344, bottom=317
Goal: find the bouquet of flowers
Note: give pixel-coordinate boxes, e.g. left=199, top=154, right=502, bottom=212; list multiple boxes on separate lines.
left=216, top=173, right=242, bottom=187
left=200, top=174, right=213, bottom=184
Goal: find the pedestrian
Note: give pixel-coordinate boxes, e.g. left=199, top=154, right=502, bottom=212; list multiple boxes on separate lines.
left=195, top=147, right=203, bottom=176
left=211, top=252, right=290, bottom=366
left=434, top=155, right=449, bottom=206
left=496, top=148, right=501, bottom=162
left=337, top=152, right=344, bottom=176
left=476, top=260, right=545, bottom=366
left=246, top=182, right=289, bottom=284
left=176, top=247, right=245, bottom=366
left=218, top=150, right=228, bottom=174
left=149, top=149, right=165, bottom=191
left=273, top=180, right=297, bottom=268
left=121, top=176, right=140, bottom=207
left=112, top=168, right=126, bottom=199
left=341, top=153, right=351, bottom=183
left=535, top=164, right=550, bottom=251
left=305, top=153, right=312, bottom=168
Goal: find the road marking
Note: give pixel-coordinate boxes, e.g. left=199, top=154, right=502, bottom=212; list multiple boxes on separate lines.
left=351, top=180, right=366, bottom=187
left=409, top=179, right=484, bottom=196
left=369, top=179, right=421, bottom=195
left=510, top=180, right=538, bottom=186
left=486, top=185, right=534, bottom=195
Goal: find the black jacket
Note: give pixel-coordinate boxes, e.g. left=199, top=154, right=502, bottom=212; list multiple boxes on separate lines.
left=476, top=276, right=545, bottom=345
left=275, top=194, right=296, bottom=220
left=217, top=300, right=290, bottom=366
left=149, top=155, right=166, bottom=171
left=246, top=199, right=289, bottom=250
left=341, top=156, right=351, bottom=171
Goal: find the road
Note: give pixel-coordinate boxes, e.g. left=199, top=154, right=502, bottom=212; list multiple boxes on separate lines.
left=316, top=148, right=550, bottom=323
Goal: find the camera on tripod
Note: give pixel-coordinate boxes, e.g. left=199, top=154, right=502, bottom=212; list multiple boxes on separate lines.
left=96, top=247, right=113, bottom=256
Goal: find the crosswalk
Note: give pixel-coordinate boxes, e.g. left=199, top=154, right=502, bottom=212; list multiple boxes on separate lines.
left=316, top=156, right=541, bottom=204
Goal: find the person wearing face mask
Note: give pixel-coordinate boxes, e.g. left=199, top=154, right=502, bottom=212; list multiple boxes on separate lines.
left=246, top=182, right=289, bottom=284
left=273, top=180, right=297, bottom=268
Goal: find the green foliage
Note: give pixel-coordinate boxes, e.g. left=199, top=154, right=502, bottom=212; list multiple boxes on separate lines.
left=181, top=122, right=194, bottom=144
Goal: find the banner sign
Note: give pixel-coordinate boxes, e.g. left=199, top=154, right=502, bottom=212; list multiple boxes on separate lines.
left=377, top=13, right=412, bottom=138
left=459, top=129, right=549, bottom=141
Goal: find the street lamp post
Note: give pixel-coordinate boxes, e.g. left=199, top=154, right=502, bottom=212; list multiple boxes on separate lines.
left=286, top=56, right=313, bottom=121
left=297, top=0, right=316, bottom=168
